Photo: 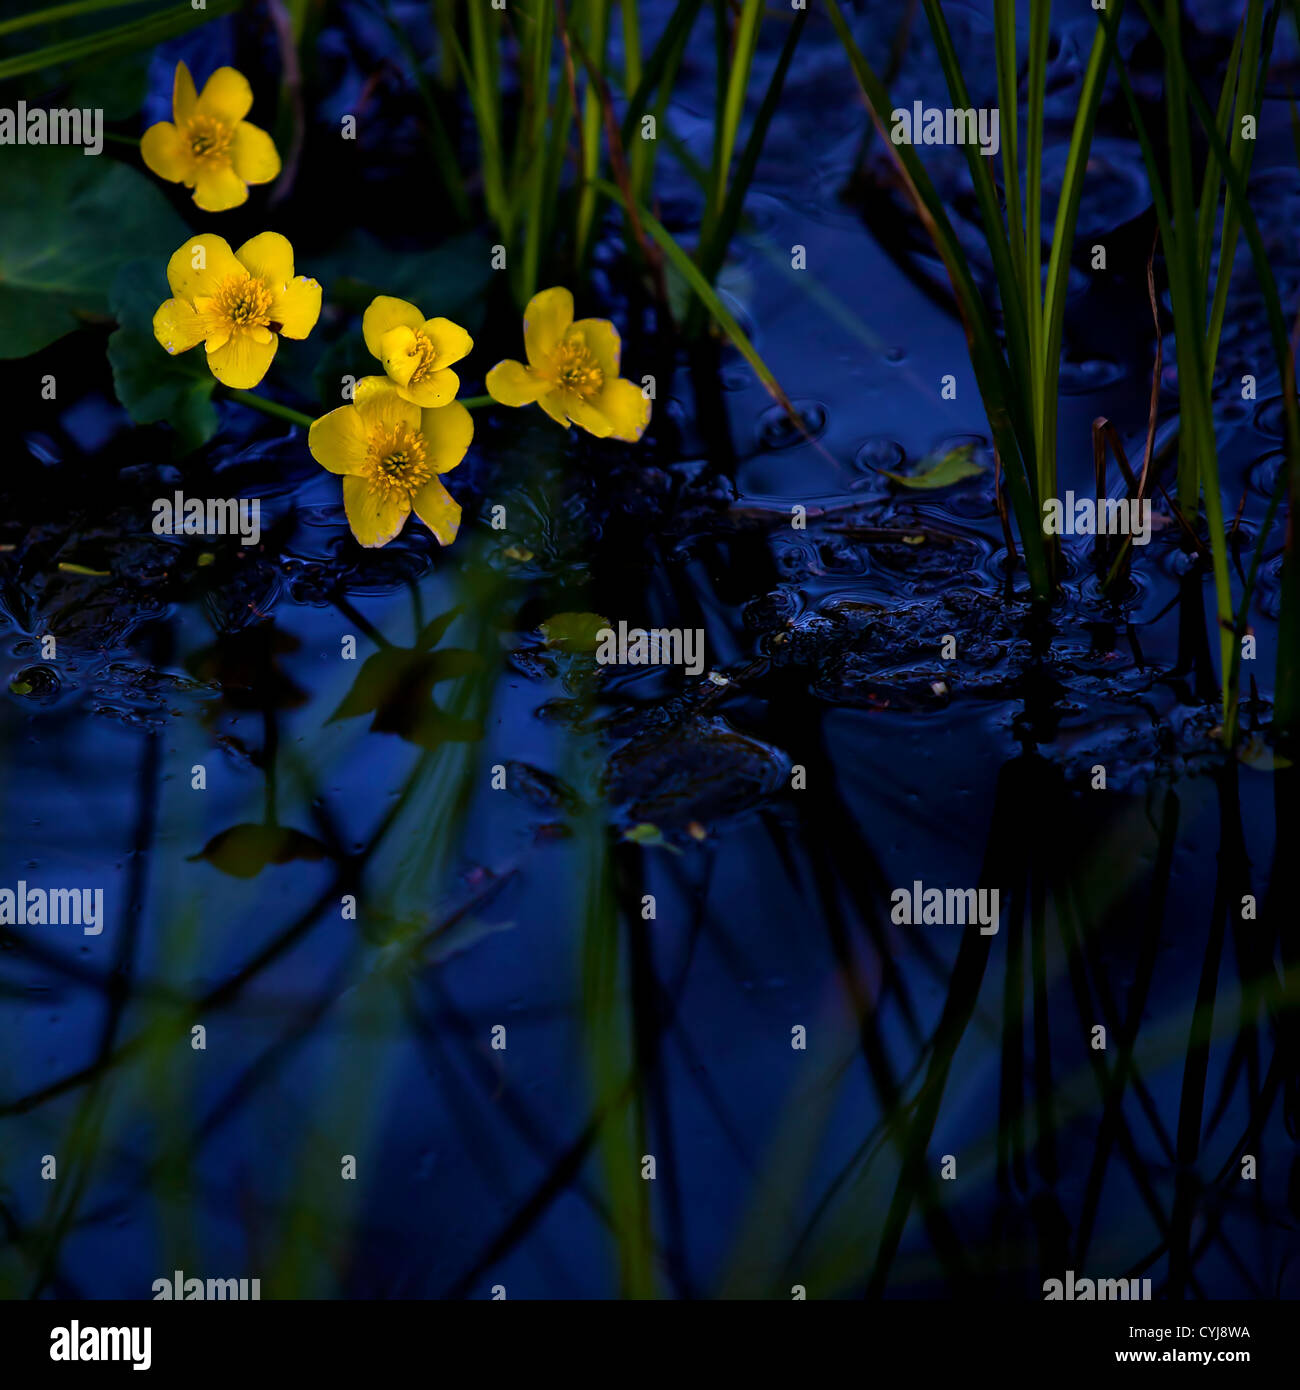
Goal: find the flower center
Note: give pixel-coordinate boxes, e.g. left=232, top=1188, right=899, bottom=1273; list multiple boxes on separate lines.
left=364, top=424, right=432, bottom=498
left=213, top=275, right=274, bottom=330
left=185, top=115, right=234, bottom=163
left=551, top=337, right=604, bottom=399
left=406, top=330, right=440, bottom=386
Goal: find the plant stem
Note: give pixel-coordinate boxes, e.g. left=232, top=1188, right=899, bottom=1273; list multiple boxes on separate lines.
left=460, top=394, right=493, bottom=410
left=224, top=389, right=314, bottom=428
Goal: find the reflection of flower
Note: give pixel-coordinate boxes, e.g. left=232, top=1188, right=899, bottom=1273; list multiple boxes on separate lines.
left=308, top=377, right=472, bottom=548
left=153, top=233, right=322, bottom=389
left=141, top=62, right=280, bottom=212
left=485, top=287, right=650, bottom=441
left=362, top=296, right=473, bottom=408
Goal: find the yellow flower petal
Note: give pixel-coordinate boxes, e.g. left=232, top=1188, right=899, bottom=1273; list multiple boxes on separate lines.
left=196, top=67, right=254, bottom=124
left=230, top=121, right=280, bottom=185
left=205, top=331, right=278, bottom=389
left=354, top=375, right=420, bottom=432
left=343, top=475, right=410, bottom=548
left=234, top=231, right=294, bottom=287
left=411, top=477, right=461, bottom=546
left=153, top=298, right=209, bottom=356
left=140, top=121, right=193, bottom=183
left=563, top=396, right=615, bottom=438
left=419, top=400, right=474, bottom=474
left=378, top=325, right=420, bottom=387
left=571, top=318, right=621, bottom=379
left=420, top=317, right=473, bottom=368
left=166, top=234, right=243, bottom=302
left=309, top=404, right=369, bottom=475
left=523, top=286, right=573, bottom=369
left=398, top=369, right=459, bottom=409
left=591, top=377, right=652, bottom=442
left=362, top=296, right=424, bottom=360
left=271, top=276, right=322, bottom=340
left=352, top=375, right=402, bottom=411
left=173, top=61, right=199, bottom=124
left=537, top=392, right=572, bottom=429
left=193, top=161, right=248, bottom=212
left=485, top=359, right=547, bottom=407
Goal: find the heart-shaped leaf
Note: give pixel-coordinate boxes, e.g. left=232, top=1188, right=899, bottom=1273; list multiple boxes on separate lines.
left=108, top=259, right=217, bottom=452
left=0, top=147, right=187, bottom=358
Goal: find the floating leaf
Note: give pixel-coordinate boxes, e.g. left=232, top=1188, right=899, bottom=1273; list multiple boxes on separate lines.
left=882, top=444, right=984, bottom=490
left=190, top=823, right=330, bottom=879
left=539, top=612, right=611, bottom=653
left=0, top=148, right=187, bottom=358
left=108, top=259, right=217, bottom=453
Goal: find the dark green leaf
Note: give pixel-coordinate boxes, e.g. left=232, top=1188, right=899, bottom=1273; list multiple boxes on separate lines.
left=0, top=147, right=187, bottom=358
left=107, top=259, right=217, bottom=452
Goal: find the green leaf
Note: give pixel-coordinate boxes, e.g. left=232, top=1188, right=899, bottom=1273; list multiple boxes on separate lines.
left=882, top=444, right=985, bottom=490
left=0, top=147, right=187, bottom=358
left=538, top=612, right=611, bottom=653
left=107, top=259, right=217, bottom=452
left=311, top=230, right=495, bottom=332
left=0, top=0, right=238, bottom=82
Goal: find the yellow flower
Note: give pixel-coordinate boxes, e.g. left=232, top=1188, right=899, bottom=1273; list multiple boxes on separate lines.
left=485, top=287, right=650, bottom=441
left=308, top=377, right=472, bottom=548
left=153, top=233, right=322, bottom=390
left=362, top=296, right=474, bottom=408
left=141, top=62, right=280, bottom=212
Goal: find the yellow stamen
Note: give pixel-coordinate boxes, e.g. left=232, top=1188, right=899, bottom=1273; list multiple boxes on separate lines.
left=184, top=115, right=234, bottom=163
left=405, top=330, right=440, bottom=387
left=363, top=424, right=431, bottom=498
left=212, top=276, right=274, bottom=331
left=549, top=336, right=604, bottom=399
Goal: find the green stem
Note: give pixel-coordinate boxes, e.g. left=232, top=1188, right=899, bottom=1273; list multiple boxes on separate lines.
left=460, top=394, right=494, bottom=410
left=224, top=389, right=314, bottom=428
left=102, top=131, right=140, bottom=147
